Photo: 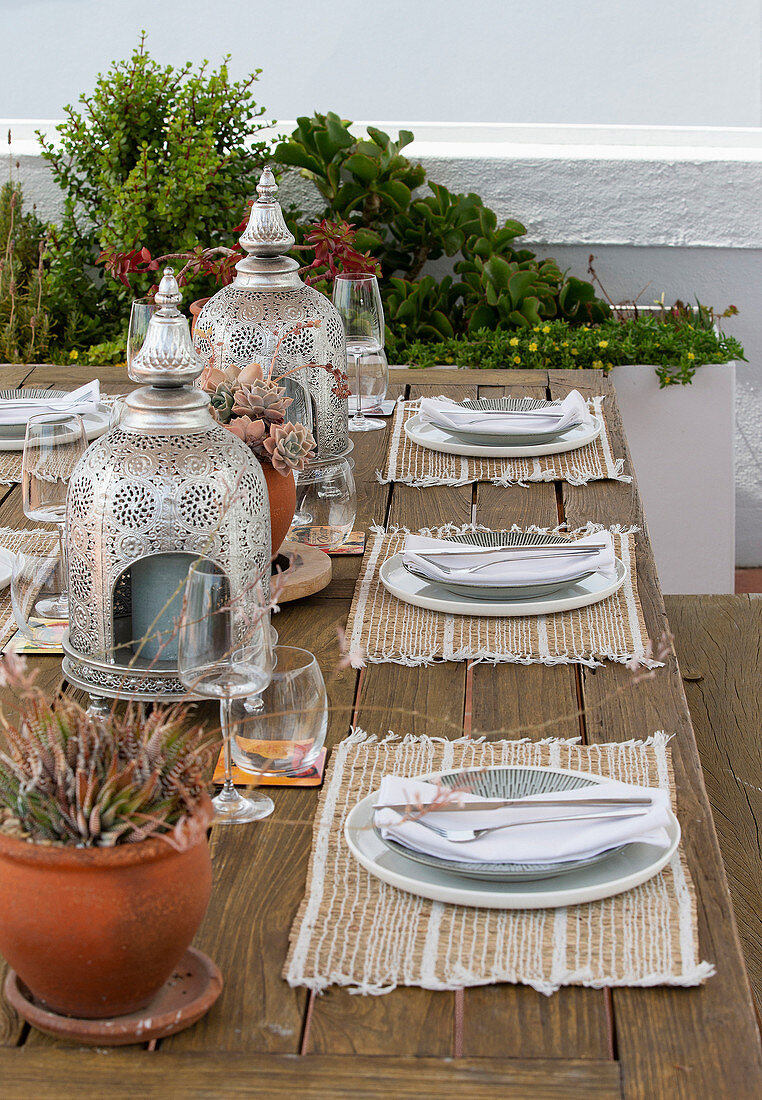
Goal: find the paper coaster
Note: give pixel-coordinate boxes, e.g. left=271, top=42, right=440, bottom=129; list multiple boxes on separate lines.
left=213, top=747, right=327, bottom=787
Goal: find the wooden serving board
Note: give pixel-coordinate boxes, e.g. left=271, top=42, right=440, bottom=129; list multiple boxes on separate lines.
left=273, top=540, right=333, bottom=603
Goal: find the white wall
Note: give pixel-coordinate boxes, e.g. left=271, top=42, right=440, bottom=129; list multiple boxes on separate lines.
left=1, top=0, right=761, bottom=126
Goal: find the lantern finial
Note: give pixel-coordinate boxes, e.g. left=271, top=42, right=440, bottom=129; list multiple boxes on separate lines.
left=128, top=268, right=204, bottom=387
left=239, top=165, right=295, bottom=257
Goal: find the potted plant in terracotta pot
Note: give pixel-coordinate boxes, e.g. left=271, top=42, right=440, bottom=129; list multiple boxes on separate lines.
left=0, top=654, right=215, bottom=1021
left=200, top=350, right=328, bottom=554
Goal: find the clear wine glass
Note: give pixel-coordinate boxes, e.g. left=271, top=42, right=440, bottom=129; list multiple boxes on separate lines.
left=332, top=272, right=385, bottom=432
left=348, top=346, right=389, bottom=415
left=22, top=412, right=88, bottom=618
left=177, top=559, right=274, bottom=825
left=11, top=550, right=68, bottom=648
left=127, top=297, right=160, bottom=379
left=232, top=646, right=328, bottom=777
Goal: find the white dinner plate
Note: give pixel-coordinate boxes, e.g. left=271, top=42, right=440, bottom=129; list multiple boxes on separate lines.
left=345, top=774, right=681, bottom=909
left=0, top=405, right=112, bottom=452
left=404, top=412, right=602, bottom=458
left=441, top=397, right=569, bottom=444
left=0, top=548, right=14, bottom=590
left=380, top=552, right=627, bottom=617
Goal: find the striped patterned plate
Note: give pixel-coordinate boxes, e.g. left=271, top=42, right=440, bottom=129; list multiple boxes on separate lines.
left=377, top=765, right=626, bottom=882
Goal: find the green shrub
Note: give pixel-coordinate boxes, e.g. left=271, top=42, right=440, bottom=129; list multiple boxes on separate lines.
left=0, top=179, right=50, bottom=362
left=400, top=315, right=745, bottom=387
left=38, top=33, right=273, bottom=358
left=275, top=112, right=610, bottom=354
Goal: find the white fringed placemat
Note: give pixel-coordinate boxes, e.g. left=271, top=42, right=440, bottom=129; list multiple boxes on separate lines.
left=378, top=395, right=630, bottom=488
left=285, top=731, right=713, bottom=996
left=345, top=523, right=653, bottom=669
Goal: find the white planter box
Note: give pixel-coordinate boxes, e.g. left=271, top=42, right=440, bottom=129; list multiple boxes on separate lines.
left=610, top=362, right=735, bottom=594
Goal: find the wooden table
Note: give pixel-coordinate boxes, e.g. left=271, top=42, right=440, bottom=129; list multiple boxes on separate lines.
left=1, top=364, right=760, bottom=1099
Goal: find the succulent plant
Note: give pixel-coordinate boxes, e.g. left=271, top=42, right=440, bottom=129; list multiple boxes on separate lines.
left=0, top=654, right=212, bottom=849
left=225, top=414, right=269, bottom=455
left=263, top=420, right=316, bottom=475
left=209, top=381, right=235, bottom=424
left=232, top=379, right=292, bottom=424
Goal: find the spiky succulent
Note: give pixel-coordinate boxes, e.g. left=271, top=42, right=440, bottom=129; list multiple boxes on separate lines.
left=232, top=379, right=293, bottom=424
left=0, top=656, right=213, bottom=849
left=209, top=381, right=235, bottom=424
left=263, top=420, right=317, bottom=475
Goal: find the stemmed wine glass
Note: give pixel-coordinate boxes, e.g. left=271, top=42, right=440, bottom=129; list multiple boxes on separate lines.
left=127, top=297, right=160, bottom=378
left=22, top=413, right=88, bottom=619
left=332, top=273, right=385, bottom=432
left=177, top=560, right=274, bottom=825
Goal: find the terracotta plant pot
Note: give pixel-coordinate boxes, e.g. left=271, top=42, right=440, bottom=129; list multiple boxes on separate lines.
left=0, top=802, right=213, bottom=1019
left=189, top=297, right=211, bottom=337
left=262, top=462, right=296, bottom=556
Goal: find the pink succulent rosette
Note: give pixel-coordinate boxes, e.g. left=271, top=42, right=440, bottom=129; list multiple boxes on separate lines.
left=263, top=421, right=317, bottom=475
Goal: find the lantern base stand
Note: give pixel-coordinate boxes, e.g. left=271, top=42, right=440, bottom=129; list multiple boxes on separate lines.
left=62, top=637, right=195, bottom=704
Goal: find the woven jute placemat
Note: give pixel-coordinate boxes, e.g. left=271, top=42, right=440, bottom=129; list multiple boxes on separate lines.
left=345, top=523, right=653, bottom=669
left=285, top=731, right=714, bottom=996
left=377, top=395, right=630, bottom=488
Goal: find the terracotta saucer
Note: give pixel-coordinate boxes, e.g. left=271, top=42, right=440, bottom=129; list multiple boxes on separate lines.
left=4, top=947, right=222, bottom=1046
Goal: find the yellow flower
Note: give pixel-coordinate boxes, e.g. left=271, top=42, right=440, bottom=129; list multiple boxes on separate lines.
left=509, top=336, right=519, bottom=347
left=686, top=352, right=695, bottom=360
left=561, top=341, right=568, bottom=347
left=445, top=356, right=454, bottom=364
left=592, top=359, right=604, bottom=370
left=598, top=340, right=609, bottom=348
left=571, top=348, right=579, bottom=356
left=529, top=342, right=538, bottom=352
left=513, top=355, right=521, bottom=364
left=542, top=325, right=550, bottom=333
left=69, top=349, right=79, bottom=361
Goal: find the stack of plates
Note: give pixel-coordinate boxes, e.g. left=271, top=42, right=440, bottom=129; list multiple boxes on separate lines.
left=381, top=530, right=627, bottom=617
left=404, top=397, right=602, bottom=458
left=0, top=390, right=112, bottom=451
left=345, top=765, right=680, bottom=909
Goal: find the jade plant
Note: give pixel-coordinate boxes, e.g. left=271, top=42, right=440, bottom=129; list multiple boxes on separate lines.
left=274, top=112, right=611, bottom=355
left=37, top=34, right=273, bottom=357
left=0, top=654, right=212, bottom=848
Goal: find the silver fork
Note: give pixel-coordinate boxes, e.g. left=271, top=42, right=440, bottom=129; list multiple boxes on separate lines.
left=432, top=555, right=599, bottom=576
left=416, top=808, right=649, bottom=843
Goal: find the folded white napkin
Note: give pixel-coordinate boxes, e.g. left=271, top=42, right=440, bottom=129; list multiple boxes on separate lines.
left=418, top=390, right=592, bottom=436
left=0, top=380, right=101, bottom=425
left=402, top=530, right=616, bottom=588
left=374, top=775, right=672, bottom=865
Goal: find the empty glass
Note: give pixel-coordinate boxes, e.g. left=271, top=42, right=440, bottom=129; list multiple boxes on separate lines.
left=290, top=457, right=356, bottom=549
left=177, top=559, right=274, bottom=824
left=11, top=551, right=68, bottom=648
left=232, top=646, right=327, bottom=777
left=347, top=346, right=388, bottom=414
left=127, top=296, right=160, bottom=378
left=22, top=412, right=88, bottom=618
left=332, top=272, right=385, bottom=432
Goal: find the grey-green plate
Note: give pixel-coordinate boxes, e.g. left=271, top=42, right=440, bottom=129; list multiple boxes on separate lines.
left=0, top=389, right=68, bottom=439
left=403, top=530, right=596, bottom=601
left=373, top=765, right=627, bottom=882
left=446, top=397, right=567, bottom=445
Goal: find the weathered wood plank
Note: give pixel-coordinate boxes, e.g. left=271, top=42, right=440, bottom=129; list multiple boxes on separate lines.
left=462, top=376, right=611, bottom=1063
left=549, top=369, right=762, bottom=1099
left=665, top=593, right=762, bottom=1015
left=304, top=385, right=474, bottom=1056
left=0, top=1050, right=622, bottom=1100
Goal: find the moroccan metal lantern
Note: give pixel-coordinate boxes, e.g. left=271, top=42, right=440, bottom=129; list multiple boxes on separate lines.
left=192, top=166, right=350, bottom=461
left=62, top=267, right=271, bottom=705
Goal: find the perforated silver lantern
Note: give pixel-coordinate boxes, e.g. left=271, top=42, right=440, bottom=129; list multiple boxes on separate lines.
left=62, top=268, right=271, bottom=704
left=192, top=166, right=350, bottom=461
